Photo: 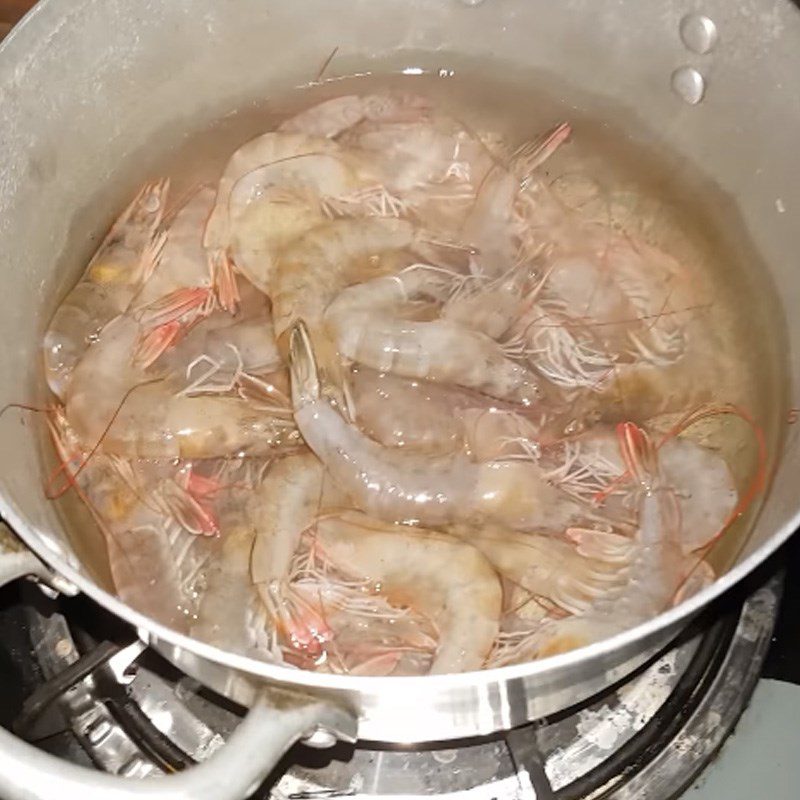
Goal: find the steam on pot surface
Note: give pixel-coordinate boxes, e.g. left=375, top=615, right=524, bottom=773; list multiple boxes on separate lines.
left=38, top=68, right=784, bottom=676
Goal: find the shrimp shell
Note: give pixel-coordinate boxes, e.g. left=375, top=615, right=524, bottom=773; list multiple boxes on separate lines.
left=250, top=452, right=346, bottom=656
left=290, top=320, right=582, bottom=531
left=228, top=153, right=362, bottom=293
left=48, top=409, right=213, bottom=633
left=66, top=313, right=299, bottom=459
left=272, top=217, right=418, bottom=344
left=348, top=366, right=476, bottom=455
left=250, top=452, right=337, bottom=590
left=325, top=267, right=541, bottom=405
left=509, top=425, right=719, bottom=661
left=204, top=132, right=341, bottom=254
left=133, top=186, right=216, bottom=308
left=314, top=512, right=502, bottom=673
left=43, top=179, right=169, bottom=399
left=192, top=505, right=279, bottom=661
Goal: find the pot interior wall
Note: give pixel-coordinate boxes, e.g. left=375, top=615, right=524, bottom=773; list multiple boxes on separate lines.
left=1, top=0, right=799, bottom=596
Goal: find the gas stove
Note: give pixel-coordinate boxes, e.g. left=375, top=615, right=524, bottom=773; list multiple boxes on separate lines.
left=0, top=538, right=795, bottom=800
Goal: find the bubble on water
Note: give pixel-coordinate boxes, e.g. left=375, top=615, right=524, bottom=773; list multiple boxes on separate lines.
left=438, top=68, right=456, bottom=78
left=458, top=0, right=486, bottom=5
left=679, top=14, right=719, bottom=55
left=671, top=66, right=706, bottom=105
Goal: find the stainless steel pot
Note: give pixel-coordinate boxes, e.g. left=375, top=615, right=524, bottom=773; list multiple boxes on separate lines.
left=1, top=0, right=799, bottom=797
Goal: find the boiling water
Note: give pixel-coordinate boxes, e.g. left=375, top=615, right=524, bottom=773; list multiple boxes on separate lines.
left=44, top=58, right=788, bottom=672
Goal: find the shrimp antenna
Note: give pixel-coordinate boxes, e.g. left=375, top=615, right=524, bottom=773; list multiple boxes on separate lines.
left=0, top=402, right=51, bottom=418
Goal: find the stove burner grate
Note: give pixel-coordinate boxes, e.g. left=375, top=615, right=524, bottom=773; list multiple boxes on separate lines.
left=4, top=567, right=782, bottom=800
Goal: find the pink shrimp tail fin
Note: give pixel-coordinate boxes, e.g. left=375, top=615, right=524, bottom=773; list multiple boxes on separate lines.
left=134, top=286, right=216, bottom=366
left=616, top=421, right=659, bottom=490
left=265, top=583, right=333, bottom=658
left=134, top=320, right=183, bottom=368
left=139, top=286, right=215, bottom=327
left=283, top=603, right=332, bottom=657
left=177, top=466, right=223, bottom=535
left=514, top=121, right=572, bottom=184
left=209, top=250, right=240, bottom=314
left=158, top=474, right=220, bottom=537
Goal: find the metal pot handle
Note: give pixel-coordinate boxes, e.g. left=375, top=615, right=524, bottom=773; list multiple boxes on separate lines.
left=0, top=522, right=357, bottom=800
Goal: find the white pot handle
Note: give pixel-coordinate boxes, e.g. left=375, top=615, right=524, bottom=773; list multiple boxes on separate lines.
left=0, top=521, right=357, bottom=800
left=0, top=695, right=356, bottom=800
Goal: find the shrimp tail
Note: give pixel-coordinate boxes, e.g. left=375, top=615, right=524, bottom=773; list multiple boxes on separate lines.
left=209, top=249, right=241, bottom=314
left=289, top=320, right=322, bottom=409
left=134, top=321, right=183, bottom=367
left=155, top=466, right=222, bottom=536
left=259, top=581, right=332, bottom=657
left=134, top=286, right=217, bottom=367
left=514, top=121, right=571, bottom=186
left=617, top=421, right=659, bottom=489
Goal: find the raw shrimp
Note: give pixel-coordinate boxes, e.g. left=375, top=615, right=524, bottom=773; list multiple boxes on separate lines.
left=160, top=281, right=282, bottom=393
left=129, top=186, right=218, bottom=364
left=516, top=423, right=714, bottom=658
left=48, top=408, right=214, bottom=633
left=348, top=366, right=478, bottom=455
left=441, top=264, right=538, bottom=340
left=505, top=234, right=714, bottom=424
left=227, top=100, right=450, bottom=290
left=227, top=152, right=366, bottom=294
left=203, top=132, right=346, bottom=307
left=192, top=523, right=260, bottom=652
left=467, top=409, right=739, bottom=553
left=43, top=180, right=169, bottom=399
left=290, top=320, right=583, bottom=530
left=535, top=234, right=696, bottom=370
left=313, top=512, right=502, bottom=673
left=329, top=112, right=500, bottom=240
left=249, top=452, right=345, bottom=655
left=192, top=498, right=281, bottom=662
left=275, top=533, right=436, bottom=675
left=453, top=523, right=626, bottom=617
left=325, top=266, right=540, bottom=404
left=273, top=217, right=426, bottom=403
left=65, top=313, right=299, bottom=459
left=461, top=122, right=571, bottom=275
left=272, top=217, right=419, bottom=344
left=541, top=424, right=738, bottom=553
left=279, top=91, right=431, bottom=139
left=342, top=114, right=494, bottom=194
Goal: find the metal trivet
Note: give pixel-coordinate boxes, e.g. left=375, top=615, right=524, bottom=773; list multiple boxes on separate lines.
left=13, top=569, right=782, bottom=800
